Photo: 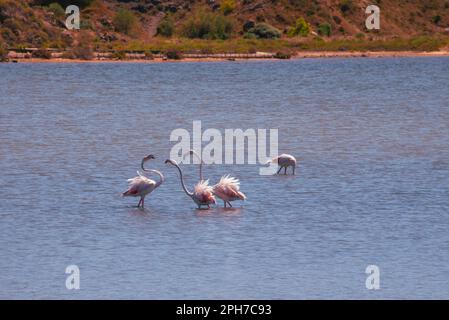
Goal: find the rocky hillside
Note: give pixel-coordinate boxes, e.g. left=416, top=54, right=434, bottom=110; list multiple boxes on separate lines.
left=1, top=0, right=449, bottom=49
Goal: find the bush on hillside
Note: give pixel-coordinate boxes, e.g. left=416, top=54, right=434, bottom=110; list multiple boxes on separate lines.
left=221, top=0, right=236, bottom=15
left=317, top=22, right=332, bottom=37
left=339, top=0, right=354, bottom=14
left=287, top=17, right=310, bottom=37
left=48, top=2, right=65, bottom=19
left=182, top=11, right=233, bottom=40
left=113, top=9, right=136, bottom=35
left=247, top=23, right=281, bottom=39
left=157, top=17, right=174, bottom=37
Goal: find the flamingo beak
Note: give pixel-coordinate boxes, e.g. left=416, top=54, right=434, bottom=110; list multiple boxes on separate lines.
left=143, top=154, right=155, bottom=161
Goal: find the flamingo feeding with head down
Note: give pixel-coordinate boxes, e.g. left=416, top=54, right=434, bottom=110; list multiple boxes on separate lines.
left=267, top=154, right=297, bottom=175
left=187, top=150, right=246, bottom=208
left=122, top=154, right=164, bottom=208
left=165, top=154, right=216, bottom=209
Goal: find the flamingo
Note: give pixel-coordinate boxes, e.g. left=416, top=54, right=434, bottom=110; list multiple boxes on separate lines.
left=122, top=154, right=164, bottom=208
left=186, top=150, right=246, bottom=208
left=267, top=154, right=297, bottom=175
left=165, top=157, right=216, bottom=209
left=213, top=175, right=247, bottom=208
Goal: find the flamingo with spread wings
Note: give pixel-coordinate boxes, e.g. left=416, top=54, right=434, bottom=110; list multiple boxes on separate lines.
left=165, top=152, right=215, bottom=209
left=187, top=150, right=246, bottom=208
left=213, top=175, right=246, bottom=208
left=122, top=154, right=164, bottom=208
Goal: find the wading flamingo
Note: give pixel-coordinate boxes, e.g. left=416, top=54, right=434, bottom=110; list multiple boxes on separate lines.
left=267, top=154, right=297, bottom=175
left=186, top=150, right=246, bottom=208
left=122, top=154, right=164, bottom=208
left=165, top=157, right=216, bottom=209
left=213, top=175, right=247, bottom=208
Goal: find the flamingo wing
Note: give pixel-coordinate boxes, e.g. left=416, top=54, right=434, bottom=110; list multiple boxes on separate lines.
left=194, top=180, right=216, bottom=204
left=213, top=175, right=246, bottom=201
left=123, top=175, right=156, bottom=197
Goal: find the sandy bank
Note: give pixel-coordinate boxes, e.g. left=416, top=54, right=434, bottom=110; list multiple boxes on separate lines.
left=4, top=50, right=449, bottom=63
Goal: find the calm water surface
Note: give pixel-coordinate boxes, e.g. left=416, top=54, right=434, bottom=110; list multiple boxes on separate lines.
left=1, top=58, right=449, bottom=299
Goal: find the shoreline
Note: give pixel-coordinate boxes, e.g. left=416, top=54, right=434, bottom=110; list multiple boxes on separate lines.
left=4, top=50, right=449, bottom=63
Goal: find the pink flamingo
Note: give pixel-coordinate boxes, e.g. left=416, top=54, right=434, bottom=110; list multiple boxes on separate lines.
left=186, top=150, right=246, bottom=208
left=213, top=175, right=247, bottom=208
left=122, top=154, right=164, bottom=208
left=165, top=157, right=216, bottom=209
left=267, top=154, right=297, bottom=175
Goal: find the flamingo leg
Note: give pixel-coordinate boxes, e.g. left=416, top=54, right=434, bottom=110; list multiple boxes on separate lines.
left=207, top=204, right=210, bottom=209
left=292, top=166, right=296, bottom=175
left=277, top=166, right=282, bottom=174
left=224, top=201, right=227, bottom=208
left=137, top=198, right=142, bottom=207
left=284, top=167, right=287, bottom=175
left=227, top=201, right=233, bottom=208
left=141, top=197, right=145, bottom=208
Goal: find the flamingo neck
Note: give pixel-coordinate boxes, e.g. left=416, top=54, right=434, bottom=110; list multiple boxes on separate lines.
left=173, top=163, right=193, bottom=197
left=141, top=161, right=165, bottom=187
left=190, top=150, right=204, bottom=180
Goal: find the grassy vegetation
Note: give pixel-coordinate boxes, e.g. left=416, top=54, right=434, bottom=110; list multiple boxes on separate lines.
left=294, top=36, right=449, bottom=52
left=109, top=36, right=449, bottom=55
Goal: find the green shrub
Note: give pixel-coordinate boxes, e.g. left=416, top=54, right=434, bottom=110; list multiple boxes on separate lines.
left=339, top=0, right=354, bottom=14
left=317, top=23, right=331, bottom=37
left=113, top=9, right=136, bottom=35
left=32, top=48, right=52, bottom=59
left=287, top=17, right=310, bottom=37
left=157, top=17, right=174, bottom=37
left=182, top=11, right=233, bottom=40
left=221, top=0, right=236, bottom=15
left=247, top=23, right=281, bottom=39
left=432, top=15, right=441, bottom=25
left=48, top=2, right=65, bottom=19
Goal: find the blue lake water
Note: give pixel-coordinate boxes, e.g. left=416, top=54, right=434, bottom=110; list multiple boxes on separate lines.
left=0, top=58, right=449, bottom=299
